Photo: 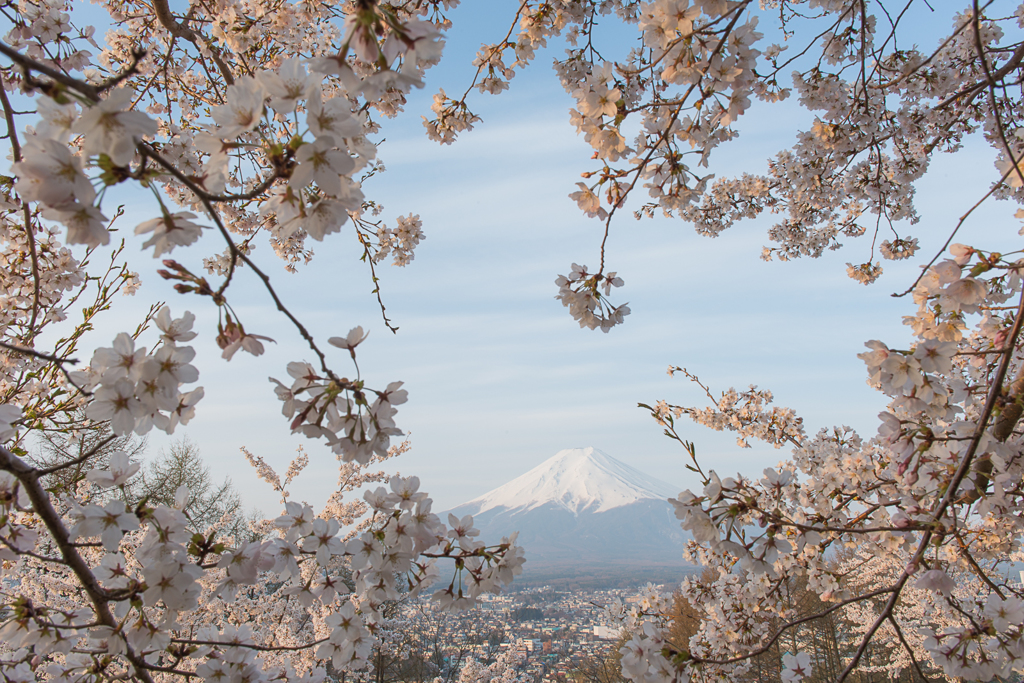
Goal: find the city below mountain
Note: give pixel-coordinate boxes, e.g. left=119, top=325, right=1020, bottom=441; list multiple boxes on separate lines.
left=445, top=447, right=694, bottom=589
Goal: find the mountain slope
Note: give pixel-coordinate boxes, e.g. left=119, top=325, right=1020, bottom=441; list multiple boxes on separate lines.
left=447, top=447, right=692, bottom=587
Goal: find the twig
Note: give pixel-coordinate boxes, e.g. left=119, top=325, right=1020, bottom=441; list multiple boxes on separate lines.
left=36, top=434, right=117, bottom=476
left=887, top=615, right=934, bottom=682
left=0, top=340, right=91, bottom=396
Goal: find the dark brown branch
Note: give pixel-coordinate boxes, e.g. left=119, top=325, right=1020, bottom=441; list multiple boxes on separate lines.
left=170, top=636, right=328, bottom=652
left=0, top=41, right=99, bottom=101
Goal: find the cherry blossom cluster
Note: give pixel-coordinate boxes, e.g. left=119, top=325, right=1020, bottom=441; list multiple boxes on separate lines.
left=71, top=307, right=203, bottom=436
left=13, top=89, right=157, bottom=249
left=554, top=263, right=630, bottom=332
left=0, top=2, right=529, bottom=683
left=423, top=89, right=481, bottom=145
left=619, top=242, right=1024, bottom=682
left=269, top=328, right=407, bottom=465
left=374, top=213, right=425, bottom=267
left=426, top=0, right=1024, bottom=331
left=452, top=645, right=530, bottom=683
left=0, top=441, right=523, bottom=682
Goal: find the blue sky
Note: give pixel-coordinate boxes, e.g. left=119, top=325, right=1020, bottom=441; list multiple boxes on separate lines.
left=76, top=1, right=1016, bottom=515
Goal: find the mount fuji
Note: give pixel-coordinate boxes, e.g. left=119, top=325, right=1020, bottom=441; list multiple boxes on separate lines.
left=446, top=447, right=693, bottom=587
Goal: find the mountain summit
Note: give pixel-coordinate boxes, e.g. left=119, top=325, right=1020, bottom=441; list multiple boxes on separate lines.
left=460, top=446, right=679, bottom=516
left=447, top=447, right=692, bottom=587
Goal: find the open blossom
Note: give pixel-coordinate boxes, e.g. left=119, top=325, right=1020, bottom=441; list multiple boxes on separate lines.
left=35, top=95, right=77, bottom=140
left=86, top=451, right=140, bottom=488
left=940, top=277, right=987, bottom=312
left=94, top=553, right=130, bottom=589
left=569, top=182, right=607, bottom=218
left=303, top=198, right=351, bottom=240
left=290, top=138, right=355, bottom=196
left=73, top=88, right=157, bottom=166
left=210, top=77, right=266, bottom=138
left=913, top=339, right=956, bottom=374
left=301, top=517, right=344, bottom=565
left=258, top=57, right=317, bottom=113
left=42, top=202, right=110, bottom=247
left=91, top=332, right=146, bottom=382
left=328, top=326, right=368, bottom=355
left=13, top=136, right=95, bottom=209
left=142, top=344, right=199, bottom=393
left=307, top=87, right=363, bottom=142
left=781, top=652, right=812, bottom=682
left=193, top=132, right=230, bottom=193
left=0, top=405, right=21, bottom=442
left=155, top=307, right=197, bottom=344
left=135, top=212, right=205, bottom=256
left=85, top=378, right=143, bottom=434
left=983, top=595, right=1024, bottom=633
left=915, top=569, right=957, bottom=596
left=221, top=332, right=274, bottom=360
left=71, top=500, right=139, bottom=551
left=343, top=15, right=381, bottom=64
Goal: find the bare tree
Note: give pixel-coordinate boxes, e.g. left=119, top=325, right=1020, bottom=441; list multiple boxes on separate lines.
left=134, top=436, right=259, bottom=539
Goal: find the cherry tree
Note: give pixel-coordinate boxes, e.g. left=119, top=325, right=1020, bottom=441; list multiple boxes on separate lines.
left=427, top=0, right=1024, bottom=681
left=0, top=0, right=529, bottom=681
left=449, top=645, right=529, bottom=683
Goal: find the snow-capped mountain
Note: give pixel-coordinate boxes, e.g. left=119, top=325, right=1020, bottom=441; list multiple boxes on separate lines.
left=457, top=446, right=680, bottom=516
left=446, top=447, right=692, bottom=587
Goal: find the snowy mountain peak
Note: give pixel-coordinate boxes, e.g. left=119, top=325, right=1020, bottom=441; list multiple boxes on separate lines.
left=454, top=447, right=680, bottom=516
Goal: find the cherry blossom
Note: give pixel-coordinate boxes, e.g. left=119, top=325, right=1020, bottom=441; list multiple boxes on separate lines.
left=72, top=88, right=157, bottom=166
left=781, top=652, right=813, bottom=682
left=85, top=451, right=139, bottom=488
left=135, top=211, right=206, bottom=256
left=210, top=77, right=267, bottom=139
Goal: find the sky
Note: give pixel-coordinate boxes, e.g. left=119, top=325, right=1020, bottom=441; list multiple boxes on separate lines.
left=71, top=1, right=1018, bottom=516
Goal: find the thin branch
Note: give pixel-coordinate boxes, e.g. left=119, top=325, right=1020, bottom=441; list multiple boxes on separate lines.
left=0, top=340, right=91, bottom=397
left=170, top=637, right=327, bottom=652
left=36, top=434, right=117, bottom=476
left=150, top=0, right=235, bottom=86
left=0, top=72, right=42, bottom=338
left=886, top=615, right=934, bottom=683
left=137, top=144, right=349, bottom=386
